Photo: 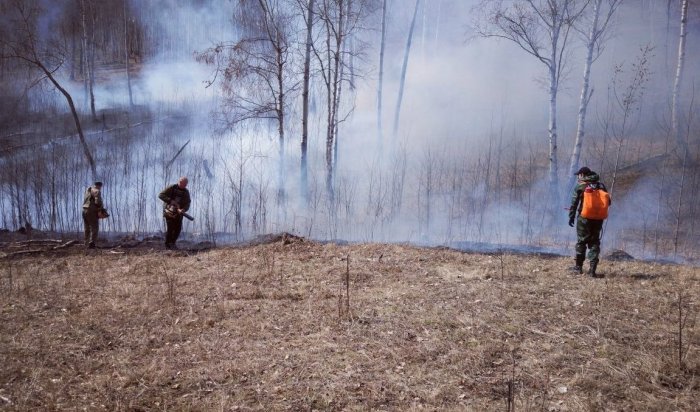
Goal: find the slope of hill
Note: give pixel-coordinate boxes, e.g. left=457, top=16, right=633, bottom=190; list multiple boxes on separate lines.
left=0, top=235, right=698, bottom=410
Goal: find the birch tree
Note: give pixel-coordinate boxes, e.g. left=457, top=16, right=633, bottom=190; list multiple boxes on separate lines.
left=566, top=0, right=623, bottom=193
left=0, top=0, right=98, bottom=180
left=313, top=0, right=370, bottom=198
left=476, top=0, right=590, bottom=201
left=671, top=0, right=690, bottom=155
left=300, top=0, right=315, bottom=202
left=197, top=0, right=298, bottom=205
left=392, top=0, right=421, bottom=141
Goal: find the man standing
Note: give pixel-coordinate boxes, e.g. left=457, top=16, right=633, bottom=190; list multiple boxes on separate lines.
left=82, top=181, right=104, bottom=249
left=159, top=176, right=191, bottom=249
left=568, top=167, right=610, bottom=277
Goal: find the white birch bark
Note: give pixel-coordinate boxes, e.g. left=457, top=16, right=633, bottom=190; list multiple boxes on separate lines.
left=476, top=0, right=589, bottom=202
left=567, top=0, right=622, bottom=192
left=548, top=58, right=559, bottom=198
left=567, top=0, right=602, bottom=190
left=671, top=0, right=689, bottom=151
left=566, top=0, right=603, bottom=193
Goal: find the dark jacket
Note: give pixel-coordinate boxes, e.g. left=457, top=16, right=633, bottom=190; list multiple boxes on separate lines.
left=159, top=184, right=191, bottom=211
left=569, top=173, right=610, bottom=221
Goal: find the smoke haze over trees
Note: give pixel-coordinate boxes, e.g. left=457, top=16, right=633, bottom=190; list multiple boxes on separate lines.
left=1, top=0, right=700, bottom=261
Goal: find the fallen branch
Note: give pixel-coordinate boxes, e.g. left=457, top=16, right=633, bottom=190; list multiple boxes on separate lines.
left=53, top=240, right=78, bottom=250
left=3, top=249, right=45, bottom=257
left=165, top=140, right=191, bottom=170
left=18, top=239, right=65, bottom=246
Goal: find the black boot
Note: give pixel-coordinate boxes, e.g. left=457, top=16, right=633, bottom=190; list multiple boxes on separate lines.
left=588, top=261, right=601, bottom=278
left=570, top=255, right=584, bottom=274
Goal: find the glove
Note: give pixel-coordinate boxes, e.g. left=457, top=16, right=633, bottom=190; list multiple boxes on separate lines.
left=568, top=218, right=575, bottom=227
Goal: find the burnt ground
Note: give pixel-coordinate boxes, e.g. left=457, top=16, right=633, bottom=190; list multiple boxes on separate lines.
left=0, top=231, right=698, bottom=411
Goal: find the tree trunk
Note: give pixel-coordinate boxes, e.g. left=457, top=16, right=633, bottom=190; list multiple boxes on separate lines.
left=70, top=22, right=78, bottom=81
left=277, top=48, right=286, bottom=206
left=37, top=61, right=97, bottom=180
left=567, top=0, right=602, bottom=192
left=124, top=0, right=134, bottom=108
left=392, top=0, right=421, bottom=140
left=377, top=0, right=387, bottom=150
left=325, top=0, right=345, bottom=200
left=80, top=0, right=90, bottom=111
left=665, top=0, right=673, bottom=78
left=671, top=0, right=689, bottom=153
left=547, top=63, right=559, bottom=200
left=301, top=0, right=314, bottom=203
left=333, top=0, right=352, bottom=173
left=674, top=141, right=688, bottom=256
left=88, top=5, right=97, bottom=121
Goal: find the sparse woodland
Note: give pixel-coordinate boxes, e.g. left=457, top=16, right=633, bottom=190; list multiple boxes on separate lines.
left=0, top=1, right=699, bottom=409
left=0, top=0, right=699, bottom=261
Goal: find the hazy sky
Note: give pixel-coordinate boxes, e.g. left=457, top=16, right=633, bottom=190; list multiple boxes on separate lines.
left=118, top=0, right=699, bottom=156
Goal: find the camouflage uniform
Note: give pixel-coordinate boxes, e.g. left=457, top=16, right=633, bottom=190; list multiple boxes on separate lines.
left=158, top=183, right=191, bottom=249
left=568, top=172, right=610, bottom=275
left=82, top=184, right=103, bottom=248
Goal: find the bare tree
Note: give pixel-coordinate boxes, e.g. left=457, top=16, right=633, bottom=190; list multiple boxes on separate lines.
left=671, top=0, right=690, bottom=155
left=603, top=45, right=653, bottom=197
left=79, top=0, right=97, bottom=120
left=312, top=0, right=369, bottom=198
left=476, top=0, right=590, bottom=202
left=300, top=0, right=315, bottom=203
left=197, top=0, right=298, bottom=206
left=124, top=0, right=134, bottom=109
left=0, top=0, right=98, bottom=180
left=674, top=85, right=695, bottom=256
left=392, top=0, right=421, bottom=141
left=566, top=0, right=623, bottom=193
left=377, top=0, right=387, bottom=149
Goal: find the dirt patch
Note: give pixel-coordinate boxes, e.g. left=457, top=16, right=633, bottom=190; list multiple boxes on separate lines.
left=0, top=235, right=698, bottom=410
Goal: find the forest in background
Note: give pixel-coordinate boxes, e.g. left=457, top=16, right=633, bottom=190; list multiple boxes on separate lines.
left=1, top=0, right=699, bottom=262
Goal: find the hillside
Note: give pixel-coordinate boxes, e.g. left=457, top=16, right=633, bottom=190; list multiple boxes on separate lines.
left=0, top=234, right=698, bottom=410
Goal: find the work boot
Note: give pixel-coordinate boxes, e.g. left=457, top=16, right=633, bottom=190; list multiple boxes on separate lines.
left=570, top=255, right=584, bottom=274
left=588, top=262, right=602, bottom=278
left=570, top=265, right=583, bottom=274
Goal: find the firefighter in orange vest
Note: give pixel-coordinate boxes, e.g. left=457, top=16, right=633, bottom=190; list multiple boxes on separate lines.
left=568, top=167, right=610, bottom=277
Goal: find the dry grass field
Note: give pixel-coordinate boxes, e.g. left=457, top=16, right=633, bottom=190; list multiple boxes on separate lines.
left=0, top=233, right=698, bottom=411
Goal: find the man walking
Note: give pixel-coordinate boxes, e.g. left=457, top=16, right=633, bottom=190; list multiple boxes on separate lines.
left=568, top=167, right=611, bottom=278
left=159, top=176, right=191, bottom=249
left=82, top=181, right=104, bottom=249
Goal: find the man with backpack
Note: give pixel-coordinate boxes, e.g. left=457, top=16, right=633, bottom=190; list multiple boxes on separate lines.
left=568, top=167, right=611, bottom=277
left=82, top=181, right=107, bottom=249
left=158, top=176, right=191, bottom=250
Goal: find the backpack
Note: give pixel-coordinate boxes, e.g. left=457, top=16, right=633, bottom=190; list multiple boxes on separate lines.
left=580, top=184, right=610, bottom=220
